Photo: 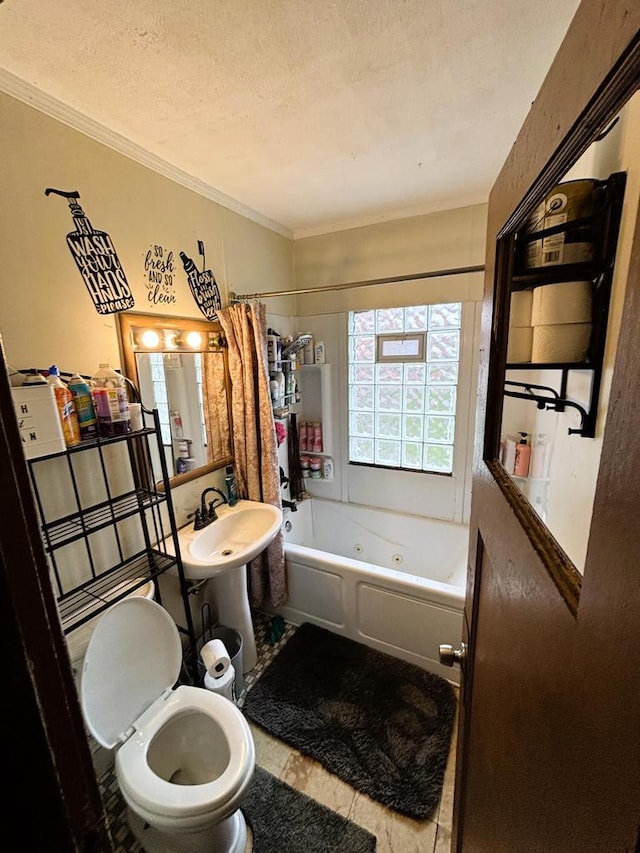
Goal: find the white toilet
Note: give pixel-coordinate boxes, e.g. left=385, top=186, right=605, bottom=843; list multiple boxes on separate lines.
left=80, top=596, right=255, bottom=853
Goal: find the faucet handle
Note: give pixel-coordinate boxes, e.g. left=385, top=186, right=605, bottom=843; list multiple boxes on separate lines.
left=207, top=501, right=219, bottom=521
left=188, top=508, right=203, bottom=529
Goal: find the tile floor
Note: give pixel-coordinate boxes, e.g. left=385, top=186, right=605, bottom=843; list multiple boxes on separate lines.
left=99, top=611, right=458, bottom=852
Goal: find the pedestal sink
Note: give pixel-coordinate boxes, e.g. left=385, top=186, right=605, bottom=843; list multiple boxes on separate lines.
left=165, top=500, right=282, bottom=674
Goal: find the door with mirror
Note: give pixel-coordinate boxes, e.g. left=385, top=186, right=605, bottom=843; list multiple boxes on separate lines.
left=453, top=8, right=640, bottom=851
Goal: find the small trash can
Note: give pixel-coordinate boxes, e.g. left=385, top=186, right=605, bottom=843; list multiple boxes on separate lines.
left=198, top=626, right=244, bottom=700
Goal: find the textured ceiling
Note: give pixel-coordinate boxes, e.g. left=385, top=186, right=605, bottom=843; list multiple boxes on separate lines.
left=0, top=0, right=580, bottom=237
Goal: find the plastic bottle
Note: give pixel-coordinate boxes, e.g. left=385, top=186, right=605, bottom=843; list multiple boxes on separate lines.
left=90, top=363, right=131, bottom=437
left=514, top=432, right=531, bottom=477
left=303, top=334, right=315, bottom=365
left=68, top=373, right=98, bottom=440
left=225, top=465, right=239, bottom=506
left=47, top=366, right=81, bottom=447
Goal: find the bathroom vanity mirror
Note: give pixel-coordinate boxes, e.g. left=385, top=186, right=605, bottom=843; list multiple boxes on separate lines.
left=117, top=312, right=233, bottom=486
left=488, top=88, right=639, bottom=577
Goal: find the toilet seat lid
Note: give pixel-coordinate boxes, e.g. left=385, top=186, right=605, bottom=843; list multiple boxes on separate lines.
left=81, top=597, right=182, bottom=749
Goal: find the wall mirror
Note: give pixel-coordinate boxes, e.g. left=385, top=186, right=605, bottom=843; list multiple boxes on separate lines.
left=486, top=80, right=640, bottom=585
left=117, top=312, right=233, bottom=486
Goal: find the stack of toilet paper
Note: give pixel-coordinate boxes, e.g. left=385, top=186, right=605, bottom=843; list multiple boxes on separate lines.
left=201, top=638, right=231, bottom=678
left=507, top=290, right=533, bottom=363
left=530, top=280, right=592, bottom=363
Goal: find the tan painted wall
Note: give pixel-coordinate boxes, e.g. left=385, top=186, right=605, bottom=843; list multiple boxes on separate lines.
left=0, top=92, right=295, bottom=375
left=292, top=203, right=487, bottom=315
left=0, top=89, right=489, bottom=528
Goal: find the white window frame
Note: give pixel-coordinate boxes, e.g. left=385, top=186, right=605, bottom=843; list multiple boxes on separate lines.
left=342, top=302, right=480, bottom=524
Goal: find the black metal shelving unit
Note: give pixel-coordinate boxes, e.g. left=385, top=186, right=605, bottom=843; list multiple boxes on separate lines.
left=25, top=407, right=199, bottom=681
left=505, top=171, right=627, bottom=437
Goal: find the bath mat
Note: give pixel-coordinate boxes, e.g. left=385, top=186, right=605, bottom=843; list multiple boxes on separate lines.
left=243, top=765, right=376, bottom=853
left=243, top=622, right=457, bottom=820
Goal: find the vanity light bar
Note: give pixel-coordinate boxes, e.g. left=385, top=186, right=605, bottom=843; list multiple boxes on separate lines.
left=131, top=327, right=225, bottom=352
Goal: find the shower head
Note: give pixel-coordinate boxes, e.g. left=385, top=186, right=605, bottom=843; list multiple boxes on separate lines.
left=281, top=334, right=312, bottom=359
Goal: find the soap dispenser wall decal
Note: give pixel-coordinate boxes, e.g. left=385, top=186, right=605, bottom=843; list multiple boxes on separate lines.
left=45, top=188, right=135, bottom=315
left=180, top=240, right=222, bottom=321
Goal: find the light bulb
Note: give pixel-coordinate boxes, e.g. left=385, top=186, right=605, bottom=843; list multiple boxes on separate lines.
left=164, top=330, right=180, bottom=349
left=185, top=331, right=202, bottom=349
left=139, top=329, right=161, bottom=348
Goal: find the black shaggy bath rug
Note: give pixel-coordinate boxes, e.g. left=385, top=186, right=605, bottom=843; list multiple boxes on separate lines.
left=243, top=622, right=457, bottom=820
left=243, top=766, right=376, bottom=853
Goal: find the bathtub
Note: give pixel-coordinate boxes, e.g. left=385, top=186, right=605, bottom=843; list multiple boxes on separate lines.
left=278, top=498, right=468, bottom=684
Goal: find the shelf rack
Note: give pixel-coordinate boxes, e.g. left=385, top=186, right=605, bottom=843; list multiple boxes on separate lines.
left=505, top=171, right=627, bottom=437
left=25, top=407, right=199, bottom=680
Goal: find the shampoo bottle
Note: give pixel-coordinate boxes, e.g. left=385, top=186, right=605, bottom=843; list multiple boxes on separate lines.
left=68, top=373, right=98, bottom=440
left=514, top=432, right=531, bottom=477
left=225, top=465, right=239, bottom=506
left=47, top=366, right=81, bottom=447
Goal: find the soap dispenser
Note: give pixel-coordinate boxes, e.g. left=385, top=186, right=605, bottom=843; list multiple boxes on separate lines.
left=514, top=432, right=531, bottom=477
left=225, top=465, right=239, bottom=506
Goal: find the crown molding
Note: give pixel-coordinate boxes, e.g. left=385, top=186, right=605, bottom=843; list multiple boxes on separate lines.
left=0, top=68, right=293, bottom=240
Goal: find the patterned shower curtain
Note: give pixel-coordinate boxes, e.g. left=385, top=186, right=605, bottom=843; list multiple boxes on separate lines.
left=217, top=302, right=287, bottom=608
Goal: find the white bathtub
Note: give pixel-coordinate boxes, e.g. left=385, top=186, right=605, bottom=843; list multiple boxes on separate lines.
left=278, top=498, right=468, bottom=683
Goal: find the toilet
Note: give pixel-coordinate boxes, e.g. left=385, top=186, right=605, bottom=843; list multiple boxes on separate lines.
left=80, top=596, right=255, bottom=853
left=67, top=577, right=157, bottom=682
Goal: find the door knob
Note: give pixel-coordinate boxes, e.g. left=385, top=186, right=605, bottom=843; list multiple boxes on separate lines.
left=439, top=642, right=467, bottom=668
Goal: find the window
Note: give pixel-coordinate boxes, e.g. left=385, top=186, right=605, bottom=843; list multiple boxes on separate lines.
left=348, top=303, right=461, bottom=474
left=148, top=352, right=171, bottom=445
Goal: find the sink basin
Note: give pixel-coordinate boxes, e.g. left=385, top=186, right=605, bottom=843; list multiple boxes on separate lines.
left=174, top=499, right=283, bottom=580
left=164, top=499, right=283, bottom=675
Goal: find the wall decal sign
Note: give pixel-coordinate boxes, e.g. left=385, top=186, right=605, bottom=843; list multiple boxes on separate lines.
left=180, top=240, right=222, bottom=321
left=144, top=244, right=177, bottom=306
left=45, top=188, right=135, bottom=315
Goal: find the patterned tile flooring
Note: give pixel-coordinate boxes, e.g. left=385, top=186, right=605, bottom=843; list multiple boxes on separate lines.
left=98, top=611, right=457, bottom=852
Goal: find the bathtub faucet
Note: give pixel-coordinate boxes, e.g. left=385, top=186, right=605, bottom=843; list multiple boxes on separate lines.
left=192, top=487, right=228, bottom=529
left=282, top=499, right=297, bottom=512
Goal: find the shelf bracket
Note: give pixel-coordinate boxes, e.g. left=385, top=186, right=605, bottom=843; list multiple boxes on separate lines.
left=504, top=379, right=590, bottom=437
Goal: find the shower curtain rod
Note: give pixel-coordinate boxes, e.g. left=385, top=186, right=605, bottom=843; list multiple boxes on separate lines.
left=229, top=263, right=485, bottom=302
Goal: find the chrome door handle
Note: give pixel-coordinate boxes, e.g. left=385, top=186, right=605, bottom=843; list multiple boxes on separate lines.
left=439, top=642, right=467, bottom=668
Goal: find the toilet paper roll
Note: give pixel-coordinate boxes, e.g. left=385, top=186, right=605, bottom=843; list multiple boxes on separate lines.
left=531, top=281, right=592, bottom=326
left=509, top=290, right=533, bottom=328
left=507, top=326, right=533, bottom=363
left=532, top=323, right=591, bottom=363
left=200, top=639, right=231, bottom=677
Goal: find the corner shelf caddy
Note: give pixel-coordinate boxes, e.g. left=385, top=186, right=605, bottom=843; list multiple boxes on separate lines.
left=24, top=404, right=199, bottom=679
left=505, top=170, right=626, bottom=437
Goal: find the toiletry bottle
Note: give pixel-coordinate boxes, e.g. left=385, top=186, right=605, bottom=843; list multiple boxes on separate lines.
left=303, top=334, right=315, bottom=364
left=68, top=373, right=98, bottom=440
left=514, top=432, right=531, bottom=477
left=225, top=465, right=239, bottom=506
left=47, top=366, right=81, bottom=447
left=90, top=363, right=131, bottom=437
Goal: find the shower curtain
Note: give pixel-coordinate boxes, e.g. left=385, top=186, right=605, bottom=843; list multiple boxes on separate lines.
left=217, top=302, right=287, bottom=608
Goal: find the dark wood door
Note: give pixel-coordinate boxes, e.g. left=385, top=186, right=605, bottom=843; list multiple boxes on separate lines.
left=453, top=5, right=640, bottom=852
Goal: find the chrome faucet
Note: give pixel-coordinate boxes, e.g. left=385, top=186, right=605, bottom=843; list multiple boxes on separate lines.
left=190, top=487, right=228, bottom=530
